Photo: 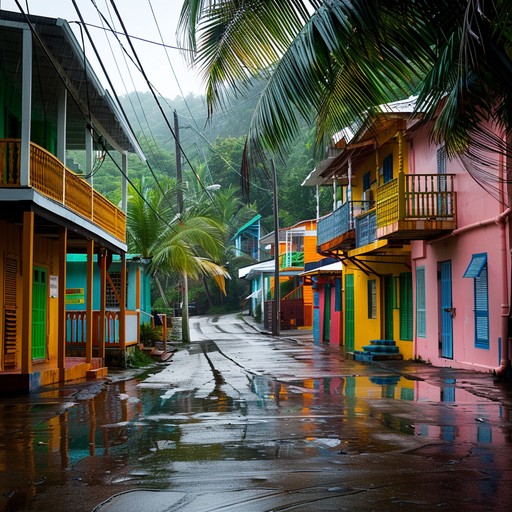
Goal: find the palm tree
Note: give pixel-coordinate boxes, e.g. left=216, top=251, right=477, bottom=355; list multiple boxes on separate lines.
left=126, top=178, right=229, bottom=343
left=178, top=0, right=512, bottom=193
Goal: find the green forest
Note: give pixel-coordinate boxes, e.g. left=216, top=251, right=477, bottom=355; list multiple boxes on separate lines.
left=77, top=85, right=330, bottom=234
left=69, top=84, right=331, bottom=315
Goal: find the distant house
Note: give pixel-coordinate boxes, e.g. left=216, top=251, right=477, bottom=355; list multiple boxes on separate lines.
left=65, top=254, right=152, bottom=364
left=232, top=214, right=261, bottom=261
left=239, top=219, right=322, bottom=330
left=0, top=11, right=145, bottom=392
left=300, top=259, right=342, bottom=345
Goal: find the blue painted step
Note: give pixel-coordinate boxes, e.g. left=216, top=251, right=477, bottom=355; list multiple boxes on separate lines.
left=369, top=339, right=396, bottom=346
left=362, top=345, right=400, bottom=354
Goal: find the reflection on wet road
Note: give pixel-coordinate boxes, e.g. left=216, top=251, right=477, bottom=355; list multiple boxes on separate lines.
left=1, top=314, right=511, bottom=511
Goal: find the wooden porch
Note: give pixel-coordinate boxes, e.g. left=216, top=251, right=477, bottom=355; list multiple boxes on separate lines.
left=0, top=139, right=126, bottom=243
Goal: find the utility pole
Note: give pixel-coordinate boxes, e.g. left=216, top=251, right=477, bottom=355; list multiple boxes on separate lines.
left=271, top=159, right=280, bottom=336
left=174, top=110, right=190, bottom=343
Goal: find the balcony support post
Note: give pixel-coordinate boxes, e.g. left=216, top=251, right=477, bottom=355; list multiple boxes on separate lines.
left=121, top=151, right=128, bottom=213
left=85, top=126, right=94, bottom=186
left=85, top=240, right=94, bottom=365
left=20, top=28, right=32, bottom=187
left=398, top=173, right=406, bottom=221
left=58, top=227, right=67, bottom=376
left=98, top=248, right=107, bottom=360
left=21, top=211, right=34, bottom=374
left=119, top=253, right=127, bottom=350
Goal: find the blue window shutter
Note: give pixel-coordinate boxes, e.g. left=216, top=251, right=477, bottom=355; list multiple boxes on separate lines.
left=416, top=267, right=426, bottom=337
left=334, top=278, right=342, bottom=312
left=475, top=264, right=489, bottom=348
left=464, top=253, right=487, bottom=278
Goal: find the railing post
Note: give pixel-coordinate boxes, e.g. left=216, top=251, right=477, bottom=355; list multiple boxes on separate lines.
left=398, top=173, right=406, bottom=220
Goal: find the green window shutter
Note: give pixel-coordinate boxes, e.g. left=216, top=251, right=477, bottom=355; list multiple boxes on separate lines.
left=416, top=267, right=426, bottom=337
left=345, top=274, right=355, bottom=351
left=399, top=272, right=413, bottom=340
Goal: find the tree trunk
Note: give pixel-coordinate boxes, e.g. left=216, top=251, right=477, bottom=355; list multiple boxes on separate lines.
left=154, top=272, right=171, bottom=309
left=181, top=272, right=190, bottom=343
left=202, top=276, right=214, bottom=308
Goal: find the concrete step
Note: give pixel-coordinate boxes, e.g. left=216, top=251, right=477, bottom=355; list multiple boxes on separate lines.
left=86, top=367, right=108, bottom=379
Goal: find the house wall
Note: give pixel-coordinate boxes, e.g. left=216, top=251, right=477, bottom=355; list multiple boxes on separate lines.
left=347, top=259, right=414, bottom=360
left=0, top=219, right=61, bottom=370
left=410, top=124, right=508, bottom=371
left=65, top=257, right=151, bottom=323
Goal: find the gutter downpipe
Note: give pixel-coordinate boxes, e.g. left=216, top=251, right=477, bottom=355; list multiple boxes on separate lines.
left=495, top=143, right=511, bottom=378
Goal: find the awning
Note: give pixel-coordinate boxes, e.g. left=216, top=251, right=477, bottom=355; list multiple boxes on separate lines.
left=300, top=261, right=343, bottom=276
left=463, top=253, right=487, bottom=278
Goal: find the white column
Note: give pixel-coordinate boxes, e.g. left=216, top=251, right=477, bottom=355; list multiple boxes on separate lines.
left=121, top=151, right=128, bottom=213
left=85, top=126, right=93, bottom=185
left=57, top=88, right=67, bottom=165
left=20, top=28, right=32, bottom=187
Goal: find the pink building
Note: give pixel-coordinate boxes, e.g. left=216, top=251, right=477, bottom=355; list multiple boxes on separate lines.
left=410, top=121, right=510, bottom=373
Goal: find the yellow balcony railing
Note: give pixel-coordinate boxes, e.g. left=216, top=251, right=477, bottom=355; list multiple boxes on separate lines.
left=376, top=173, right=456, bottom=228
left=0, top=139, right=126, bottom=242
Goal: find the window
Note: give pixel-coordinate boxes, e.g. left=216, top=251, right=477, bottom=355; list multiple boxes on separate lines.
left=334, top=278, right=342, bottom=312
left=382, top=153, right=393, bottom=184
left=463, top=253, right=489, bottom=348
left=416, top=267, right=426, bottom=337
left=106, top=272, right=128, bottom=308
left=368, top=279, right=377, bottom=319
left=362, top=171, right=371, bottom=191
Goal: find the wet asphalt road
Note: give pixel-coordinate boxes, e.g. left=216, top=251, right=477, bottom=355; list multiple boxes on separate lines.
left=1, top=313, right=511, bottom=511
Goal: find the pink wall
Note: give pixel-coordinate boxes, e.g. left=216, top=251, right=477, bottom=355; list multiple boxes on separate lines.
left=410, top=123, right=510, bottom=372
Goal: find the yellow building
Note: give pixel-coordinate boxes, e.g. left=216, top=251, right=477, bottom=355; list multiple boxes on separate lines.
left=307, top=97, right=456, bottom=360
left=0, top=12, right=145, bottom=392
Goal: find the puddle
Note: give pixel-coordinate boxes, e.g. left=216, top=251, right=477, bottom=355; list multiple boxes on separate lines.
left=0, top=366, right=510, bottom=511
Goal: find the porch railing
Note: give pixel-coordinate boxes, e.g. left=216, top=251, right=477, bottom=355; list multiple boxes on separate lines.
left=0, top=139, right=126, bottom=242
left=377, top=173, right=456, bottom=228
left=355, top=208, right=377, bottom=247
left=317, top=200, right=373, bottom=247
left=281, top=251, right=304, bottom=268
left=66, top=310, right=139, bottom=349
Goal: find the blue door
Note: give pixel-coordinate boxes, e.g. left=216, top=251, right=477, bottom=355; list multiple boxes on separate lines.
left=323, top=284, right=331, bottom=342
left=312, top=280, right=320, bottom=344
left=440, top=261, right=453, bottom=359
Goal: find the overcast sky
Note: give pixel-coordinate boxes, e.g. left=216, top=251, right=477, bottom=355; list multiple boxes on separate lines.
left=0, top=0, right=204, bottom=99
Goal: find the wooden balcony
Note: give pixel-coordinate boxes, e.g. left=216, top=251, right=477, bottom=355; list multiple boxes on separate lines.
left=0, top=139, right=126, bottom=242
left=355, top=208, right=377, bottom=247
left=376, top=173, right=456, bottom=240
left=317, top=201, right=373, bottom=253
left=280, top=251, right=304, bottom=268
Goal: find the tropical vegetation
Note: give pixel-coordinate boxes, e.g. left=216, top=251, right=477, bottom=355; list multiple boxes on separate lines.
left=177, top=0, right=512, bottom=198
